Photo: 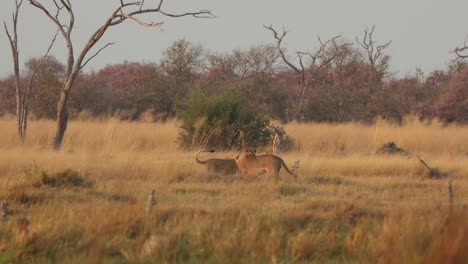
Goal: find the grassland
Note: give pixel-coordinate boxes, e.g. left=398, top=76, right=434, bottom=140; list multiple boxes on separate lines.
left=0, top=117, right=467, bottom=263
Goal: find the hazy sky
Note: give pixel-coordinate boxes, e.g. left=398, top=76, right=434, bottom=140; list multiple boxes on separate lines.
left=1, top=0, right=467, bottom=78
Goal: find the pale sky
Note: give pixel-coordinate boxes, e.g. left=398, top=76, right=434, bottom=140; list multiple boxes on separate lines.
left=1, top=0, right=467, bottom=78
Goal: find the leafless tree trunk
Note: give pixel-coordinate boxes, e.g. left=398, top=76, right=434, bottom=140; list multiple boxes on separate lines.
left=4, top=0, right=23, bottom=143
left=4, top=0, right=57, bottom=143
left=29, top=0, right=213, bottom=150
left=264, top=25, right=349, bottom=120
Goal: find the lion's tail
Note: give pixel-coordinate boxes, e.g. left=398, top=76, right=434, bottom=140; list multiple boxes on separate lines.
left=195, top=149, right=215, bottom=164
left=281, top=159, right=297, bottom=177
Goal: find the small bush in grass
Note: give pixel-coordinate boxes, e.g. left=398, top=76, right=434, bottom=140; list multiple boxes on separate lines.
left=34, top=169, right=93, bottom=188
left=177, top=89, right=273, bottom=150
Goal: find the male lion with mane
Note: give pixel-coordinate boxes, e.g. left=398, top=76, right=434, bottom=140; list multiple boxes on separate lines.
left=195, top=149, right=238, bottom=175
left=235, top=148, right=297, bottom=177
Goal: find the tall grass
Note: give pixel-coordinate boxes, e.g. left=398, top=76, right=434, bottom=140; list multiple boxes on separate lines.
left=0, top=117, right=179, bottom=152
left=284, top=117, right=468, bottom=156
left=0, top=117, right=467, bottom=263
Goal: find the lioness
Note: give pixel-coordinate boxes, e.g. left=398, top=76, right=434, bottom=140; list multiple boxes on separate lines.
left=235, top=149, right=297, bottom=177
left=195, top=149, right=238, bottom=175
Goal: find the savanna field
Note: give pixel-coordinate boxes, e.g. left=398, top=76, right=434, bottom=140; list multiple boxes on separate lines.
left=0, top=117, right=468, bottom=263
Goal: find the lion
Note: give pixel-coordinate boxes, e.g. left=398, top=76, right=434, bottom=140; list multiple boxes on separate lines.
left=235, top=148, right=297, bottom=177
left=195, top=149, right=238, bottom=175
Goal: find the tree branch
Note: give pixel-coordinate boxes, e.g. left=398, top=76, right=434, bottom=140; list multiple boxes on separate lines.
left=80, top=42, right=115, bottom=70
left=59, top=0, right=71, bottom=12
left=296, top=52, right=305, bottom=72
left=158, top=9, right=214, bottom=18
left=3, top=21, right=15, bottom=49
left=156, top=0, right=163, bottom=10
left=120, top=14, right=165, bottom=27
left=24, top=29, right=60, bottom=119
left=264, top=24, right=301, bottom=74
left=356, top=25, right=391, bottom=70
left=110, top=0, right=214, bottom=26
left=453, top=35, right=468, bottom=61
left=26, top=30, right=60, bottom=90
left=454, top=47, right=468, bottom=60
left=29, top=0, right=67, bottom=38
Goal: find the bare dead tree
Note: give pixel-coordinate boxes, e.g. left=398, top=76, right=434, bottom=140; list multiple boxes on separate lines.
left=355, top=26, right=391, bottom=119
left=355, top=26, right=392, bottom=75
left=29, top=0, right=214, bottom=150
left=264, top=25, right=350, bottom=120
left=3, top=0, right=22, bottom=142
left=3, top=0, right=58, bottom=143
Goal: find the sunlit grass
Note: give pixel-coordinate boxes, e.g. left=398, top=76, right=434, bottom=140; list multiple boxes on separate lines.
left=0, top=117, right=467, bottom=263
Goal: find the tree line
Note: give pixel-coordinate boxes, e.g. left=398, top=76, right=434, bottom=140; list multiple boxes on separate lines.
left=1, top=38, right=466, bottom=124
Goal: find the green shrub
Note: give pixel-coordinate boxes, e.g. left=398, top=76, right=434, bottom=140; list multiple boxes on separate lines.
left=177, top=89, right=273, bottom=150
left=34, top=169, right=93, bottom=189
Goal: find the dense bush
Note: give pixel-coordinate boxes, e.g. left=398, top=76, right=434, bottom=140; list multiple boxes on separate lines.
left=177, top=89, right=272, bottom=150
left=424, top=68, right=468, bottom=123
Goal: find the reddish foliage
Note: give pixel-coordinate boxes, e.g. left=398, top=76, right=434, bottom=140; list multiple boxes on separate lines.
left=0, top=76, right=16, bottom=115
left=433, top=69, right=468, bottom=123
left=0, top=40, right=465, bottom=124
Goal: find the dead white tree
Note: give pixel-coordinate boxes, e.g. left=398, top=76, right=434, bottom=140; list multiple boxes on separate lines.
left=29, top=0, right=214, bottom=149
left=264, top=25, right=350, bottom=120
left=3, top=0, right=58, bottom=143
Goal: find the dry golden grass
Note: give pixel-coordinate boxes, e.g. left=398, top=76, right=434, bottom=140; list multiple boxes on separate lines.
left=0, top=117, right=467, bottom=263
left=285, top=117, right=468, bottom=157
